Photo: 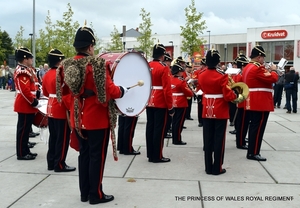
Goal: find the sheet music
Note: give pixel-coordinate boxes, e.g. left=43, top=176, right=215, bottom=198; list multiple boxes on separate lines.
left=225, top=68, right=241, bottom=75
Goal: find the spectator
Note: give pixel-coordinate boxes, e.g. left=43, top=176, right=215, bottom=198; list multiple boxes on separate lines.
left=284, top=67, right=299, bottom=113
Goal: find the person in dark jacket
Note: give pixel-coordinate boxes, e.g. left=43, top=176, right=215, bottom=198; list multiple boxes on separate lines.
left=284, top=67, right=299, bottom=113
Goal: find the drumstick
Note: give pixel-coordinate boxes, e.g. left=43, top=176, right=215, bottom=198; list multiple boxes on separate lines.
left=127, top=80, right=144, bottom=89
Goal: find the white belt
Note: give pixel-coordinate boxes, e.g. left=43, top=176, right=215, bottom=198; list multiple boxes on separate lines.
left=16, top=90, right=36, bottom=95
left=49, top=94, right=57, bottom=98
left=249, top=88, right=273, bottom=92
left=204, top=94, right=223, bottom=98
left=172, top=93, right=184, bottom=96
left=152, top=86, right=163, bottom=90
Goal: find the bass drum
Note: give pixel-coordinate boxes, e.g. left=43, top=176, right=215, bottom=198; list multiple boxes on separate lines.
left=33, top=98, right=48, bottom=128
left=99, top=52, right=151, bottom=117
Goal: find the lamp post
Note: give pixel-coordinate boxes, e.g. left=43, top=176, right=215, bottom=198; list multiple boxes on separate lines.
left=207, top=30, right=211, bottom=50
left=169, top=40, right=173, bottom=58
left=29, top=33, right=33, bottom=52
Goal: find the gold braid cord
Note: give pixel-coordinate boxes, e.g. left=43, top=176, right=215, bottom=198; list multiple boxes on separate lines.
left=57, top=56, right=118, bottom=161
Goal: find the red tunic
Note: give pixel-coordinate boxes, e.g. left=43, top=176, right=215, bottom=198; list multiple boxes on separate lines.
left=61, top=55, right=123, bottom=129
left=242, top=62, right=278, bottom=111
left=198, top=68, right=238, bottom=119
left=171, top=76, right=193, bottom=108
left=14, top=64, right=38, bottom=114
left=147, top=60, right=173, bottom=110
left=42, top=68, right=69, bottom=119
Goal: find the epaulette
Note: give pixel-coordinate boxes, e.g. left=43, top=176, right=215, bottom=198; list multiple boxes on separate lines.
left=249, top=61, right=261, bottom=67
left=216, top=68, right=225, bottom=75
left=15, top=65, right=32, bottom=77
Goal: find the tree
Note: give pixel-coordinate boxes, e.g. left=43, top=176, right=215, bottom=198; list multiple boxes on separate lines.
left=136, top=8, right=154, bottom=59
left=54, top=3, right=79, bottom=58
left=180, top=0, right=207, bottom=57
left=105, top=25, right=123, bottom=52
left=0, top=29, right=14, bottom=65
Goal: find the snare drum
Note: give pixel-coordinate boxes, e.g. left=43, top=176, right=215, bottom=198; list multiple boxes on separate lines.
left=33, top=98, right=48, bottom=128
left=99, top=52, right=151, bottom=116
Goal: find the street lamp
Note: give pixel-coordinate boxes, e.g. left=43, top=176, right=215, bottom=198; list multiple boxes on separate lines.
left=207, top=30, right=211, bottom=50
left=29, top=33, right=33, bottom=52
left=169, top=40, right=174, bottom=58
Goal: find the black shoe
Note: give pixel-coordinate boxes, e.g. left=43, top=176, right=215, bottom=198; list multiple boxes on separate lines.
left=198, top=123, right=203, bottom=127
left=89, top=194, right=114, bottom=204
left=173, top=141, right=187, bottom=145
left=29, top=132, right=36, bottom=138
left=212, top=169, right=226, bottom=175
left=29, top=152, right=38, bottom=157
left=286, top=111, right=291, bottom=114
left=17, top=154, right=36, bottom=160
left=54, top=165, right=76, bottom=172
left=28, top=143, right=35, bottom=148
left=152, top=157, right=171, bottom=163
left=48, top=166, right=54, bottom=171
left=283, top=106, right=287, bottom=109
left=247, top=154, right=267, bottom=161
left=277, top=106, right=281, bottom=108
left=123, top=150, right=141, bottom=155
left=293, top=111, right=297, bottom=113
left=186, top=117, right=193, bottom=120
left=165, top=133, right=172, bottom=138
left=33, top=132, right=40, bottom=136
left=237, top=145, right=248, bottom=150
left=81, top=196, right=89, bottom=202
left=229, top=130, right=236, bottom=134
left=28, top=141, right=36, bottom=146
left=182, top=126, right=187, bottom=129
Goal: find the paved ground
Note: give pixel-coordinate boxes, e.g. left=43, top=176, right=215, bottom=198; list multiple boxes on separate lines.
left=0, top=89, right=299, bottom=208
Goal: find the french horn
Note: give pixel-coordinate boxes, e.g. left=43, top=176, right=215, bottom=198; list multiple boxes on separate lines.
left=228, top=75, right=249, bottom=103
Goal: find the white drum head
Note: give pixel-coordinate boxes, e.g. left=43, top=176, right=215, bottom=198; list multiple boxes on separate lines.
left=113, top=52, right=151, bottom=116
left=38, top=99, right=48, bottom=115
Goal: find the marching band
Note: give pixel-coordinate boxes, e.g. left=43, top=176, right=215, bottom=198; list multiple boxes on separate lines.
left=12, top=37, right=282, bottom=203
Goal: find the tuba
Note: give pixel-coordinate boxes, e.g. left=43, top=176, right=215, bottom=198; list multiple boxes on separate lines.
left=228, top=74, right=249, bottom=104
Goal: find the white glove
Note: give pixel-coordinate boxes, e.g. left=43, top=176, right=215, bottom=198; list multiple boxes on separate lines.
left=34, top=102, right=42, bottom=109
left=122, top=86, right=129, bottom=94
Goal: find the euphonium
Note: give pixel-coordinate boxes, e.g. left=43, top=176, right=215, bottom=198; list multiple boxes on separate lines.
left=228, top=74, right=249, bottom=103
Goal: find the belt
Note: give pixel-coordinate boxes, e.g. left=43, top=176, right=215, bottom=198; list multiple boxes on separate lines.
left=152, top=86, right=163, bottom=90
left=16, top=90, right=36, bottom=95
left=49, top=94, right=57, bottom=98
left=80, top=89, right=96, bottom=98
left=204, top=94, right=223, bottom=98
left=172, top=93, right=184, bottom=96
left=249, top=88, right=273, bottom=92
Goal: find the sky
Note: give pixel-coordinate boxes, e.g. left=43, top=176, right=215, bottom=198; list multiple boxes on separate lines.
left=1, top=0, right=300, bottom=42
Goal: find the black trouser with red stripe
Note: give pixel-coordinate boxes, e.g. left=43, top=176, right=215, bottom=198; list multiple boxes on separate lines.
left=16, top=113, right=35, bottom=157
left=197, top=95, right=203, bottom=125
left=117, top=115, right=138, bottom=154
left=77, top=129, right=110, bottom=200
left=185, top=98, right=192, bottom=119
left=172, top=108, right=186, bottom=144
left=203, top=118, right=227, bottom=174
left=235, top=108, right=250, bottom=147
left=146, top=107, right=168, bottom=161
left=247, top=111, right=269, bottom=156
left=47, top=117, right=70, bottom=170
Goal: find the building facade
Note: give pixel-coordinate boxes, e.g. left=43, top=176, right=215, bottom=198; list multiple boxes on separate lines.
left=100, top=24, right=300, bottom=69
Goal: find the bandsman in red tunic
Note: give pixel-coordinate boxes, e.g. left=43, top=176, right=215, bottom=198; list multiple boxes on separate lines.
left=57, top=25, right=126, bottom=204
left=14, top=47, right=40, bottom=160
left=233, top=56, right=250, bottom=150
left=194, top=58, right=206, bottom=127
left=42, top=49, right=76, bottom=172
left=242, top=45, right=278, bottom=161
left=170, top=63, right=193, bottom=145
left=198, top=49, right=243, bottom=175
left=146, top=44, right=174, bottom=163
